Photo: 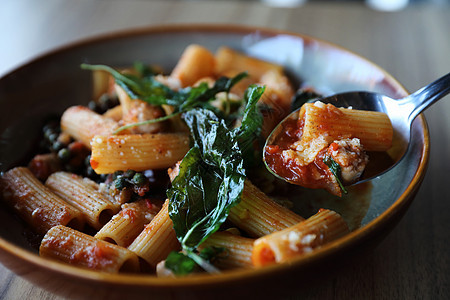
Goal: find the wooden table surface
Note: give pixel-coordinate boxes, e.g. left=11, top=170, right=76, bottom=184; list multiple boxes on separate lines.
left=1, top=0, right=449, bottom=299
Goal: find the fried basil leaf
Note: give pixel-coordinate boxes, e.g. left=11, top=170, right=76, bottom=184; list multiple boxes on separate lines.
left=167, top=108, right=245, bottom=250
left=323, top=155, right=348, bottom=194
left=234, top=85, right=265, bottom=168
left=165, top=246, right=226, bottom=276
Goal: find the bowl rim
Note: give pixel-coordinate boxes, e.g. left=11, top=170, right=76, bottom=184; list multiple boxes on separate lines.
left=0, top=23, right=430, bottom=288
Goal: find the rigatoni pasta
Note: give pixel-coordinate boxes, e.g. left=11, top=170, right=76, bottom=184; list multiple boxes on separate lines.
left=198, top=231, right=254, bottom=269
left=170, top=44, right=216, bottom=87
left=228, top=180, right=304, bottom=237
left=61, top=105, right=119, bottom=148
left=90, top=133, right=190, bottom=173
left=265, top=101, right=393, bottom=196
left=45, top=171, right=119, bottom=230
left=95, top=199, right=161, bottom=247
left=40, top=225, right=140, bottom=273
left=298, top=102, right=393, bottom=152
left=127, top=200, right=180, bottom=268
left=0, top=167, right=85, bottom=234
left=252, top=209, right=350, bottom=267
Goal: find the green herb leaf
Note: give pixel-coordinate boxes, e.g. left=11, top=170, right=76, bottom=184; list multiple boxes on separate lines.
left=133, top=61, right=156, bottom=78
left=165, top=246, right=226, bottom=276
left=233, top=85, right=265, bottom=168
left=82, top=64, right=249, bottom=132
left=81, top=63, right=175, bottom=106
left=82, top=63, right=247, bottom=111
left=164, top=251, right=197, bottom=276
left=167, top=108, right=246, bottom=250
left=323, top=155, right=348, bottom=194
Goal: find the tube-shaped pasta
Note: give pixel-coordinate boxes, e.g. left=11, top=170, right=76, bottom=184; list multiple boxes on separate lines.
left=258, top=70, right=294, bottom=136
left=199, top=231, right=254, bottom=269
left=61, top=106, right=119, bottom=148
left=45, top=172, right=119, bottom=230
left=252, top=209, right=349, bottom=267
left=95, top=199, right=161, bottom=247
left=215, top=46, right=283, bottom=81
left=0, top=167, right=84, bottom=234
left=228, top=180, right=304, bottom=238
left=170, top=44, right=216, bottom=87
left=299, top=102, right=393, bottom=152
left=128, top=200, right=180, bottom=268
left=91, top=69, right=113, bottom=100
left=90, top=133, right=190, bottom=174
left=40, top=225, right=140, bottom=273
left=103, top=105, right=123, bottom=121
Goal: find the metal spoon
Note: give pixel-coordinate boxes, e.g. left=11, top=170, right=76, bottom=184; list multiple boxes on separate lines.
left=264, top=72, right=450, bottom=185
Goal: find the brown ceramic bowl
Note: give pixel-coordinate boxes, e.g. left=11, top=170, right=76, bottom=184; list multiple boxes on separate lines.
left=0, top=25, right=429, bottom=299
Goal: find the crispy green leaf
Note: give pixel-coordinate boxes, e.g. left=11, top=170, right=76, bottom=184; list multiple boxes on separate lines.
left=323, top=155, right=348, bottom=194
left=164, top=251, right=197, bottom=276
left=165, top=246, right=225, bottom=276
left=167, top=109, right=246, bottom=250
left=81, top=63, right=174, bottom=105
left=82, top=63, right=247, bottom=112
left=233, top=85, right=265, bottom=168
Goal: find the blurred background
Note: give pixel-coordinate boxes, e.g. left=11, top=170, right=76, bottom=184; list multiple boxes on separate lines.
left=181, top=0, right=447, bottom=10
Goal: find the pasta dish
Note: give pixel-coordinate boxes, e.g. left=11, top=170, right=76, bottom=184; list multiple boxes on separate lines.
left=0, top=44, right=392, bottom=276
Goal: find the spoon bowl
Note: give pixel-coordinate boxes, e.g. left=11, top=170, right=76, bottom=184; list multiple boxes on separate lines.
left=264, top=72, right=450, bottom=185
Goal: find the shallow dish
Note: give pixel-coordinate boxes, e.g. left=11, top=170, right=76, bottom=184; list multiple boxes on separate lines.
left=0, top=24, right=429, bottom=299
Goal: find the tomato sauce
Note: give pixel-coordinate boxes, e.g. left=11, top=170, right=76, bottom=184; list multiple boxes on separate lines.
left=265, top=118, right=334, bottom=191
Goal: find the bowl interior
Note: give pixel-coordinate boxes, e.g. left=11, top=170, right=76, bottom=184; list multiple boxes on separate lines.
left=0, top=25, right=428, bottom=287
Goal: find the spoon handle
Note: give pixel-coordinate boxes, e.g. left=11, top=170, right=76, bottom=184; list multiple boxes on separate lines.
left=400, top=72, right=450, bottom=123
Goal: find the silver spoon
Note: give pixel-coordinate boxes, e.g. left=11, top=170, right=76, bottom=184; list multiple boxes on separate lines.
left=264, top=72, right=450, bottom=186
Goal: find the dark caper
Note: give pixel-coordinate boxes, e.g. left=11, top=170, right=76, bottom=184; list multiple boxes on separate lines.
left=132, top=173, right=147, bottom=186
left=114, top=176, right=127, bottom=190
left=43, top=129, right=54, bottom=141
left=52, top=141, right=64, bottom=152
left=86, top=166, right=97, bottom=178
left=84, top=155, right=91, bottom=167
left=57, top=148, right=71, bottom=162
left=100, top=102, right=110, bottom=113
left=88, top=101, right=98, bottom=111
left=48, top=133, right=59, bottom=143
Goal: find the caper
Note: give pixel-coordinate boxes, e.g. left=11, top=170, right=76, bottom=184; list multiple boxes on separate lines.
left=52, top=141, right=63, bottom=152
left=114, top=176, right=127, bottom=190
left=84, top=155, right=91, bottom=166
left=48, top=133, right=59, bottom=143
left=132, top=173, right=146, bottom=186
left=57, top=148, right=71, bottom=162
left=88, top=101, right=98, bottom=111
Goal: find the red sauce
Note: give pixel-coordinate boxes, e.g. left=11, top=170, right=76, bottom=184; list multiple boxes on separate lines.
left=255, top=246, right=275, bottom=266
left=90, top=158, right=99, bottom=169
left=265, top=118, right=334, bottom=192
left=120, top=207, right=138, bottom=223
left=69, top=241, right=115, bottom=270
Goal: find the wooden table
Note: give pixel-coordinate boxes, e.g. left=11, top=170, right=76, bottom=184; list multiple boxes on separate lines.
left=1, top=0, right=449, bottom=299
